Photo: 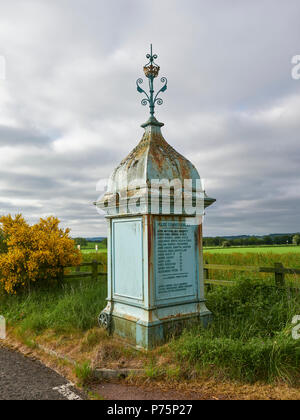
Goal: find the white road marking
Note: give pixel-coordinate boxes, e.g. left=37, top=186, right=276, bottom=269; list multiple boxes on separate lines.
left=53, top=382, right=82, bottom=400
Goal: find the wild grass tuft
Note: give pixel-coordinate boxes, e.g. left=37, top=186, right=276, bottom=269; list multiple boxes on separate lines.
left=0, top=278, right=107, bottom=335
left=74, top=361, right=94, bottom=386
left=172, top=280, right=300, bottom=383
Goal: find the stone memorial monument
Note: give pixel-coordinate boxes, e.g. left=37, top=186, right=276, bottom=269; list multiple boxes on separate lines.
left=96, top=46, right=215, bottom=349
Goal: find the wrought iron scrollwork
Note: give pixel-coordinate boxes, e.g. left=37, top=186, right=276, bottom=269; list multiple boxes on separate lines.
left=136, top=45, right=168, bottom=117
left=98, top=311, right=111, bottom=330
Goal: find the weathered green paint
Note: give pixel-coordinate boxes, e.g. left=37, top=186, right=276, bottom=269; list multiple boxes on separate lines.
left=95, top=46, right=215, bottom=349
left=111, top=311, right=211, bottom=350
left=136, top=44, right=167, bottom=118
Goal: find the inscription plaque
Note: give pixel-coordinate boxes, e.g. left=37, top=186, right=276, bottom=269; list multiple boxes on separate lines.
left=155, top=221, right=197, bottom=301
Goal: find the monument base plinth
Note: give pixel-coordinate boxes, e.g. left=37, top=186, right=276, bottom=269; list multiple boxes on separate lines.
left=104, top=306, right=212, bottom=349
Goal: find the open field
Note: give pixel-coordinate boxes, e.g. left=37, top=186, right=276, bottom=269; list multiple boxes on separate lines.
left=80, top=246, right=300, bottom=286
left=203, top=249, right=300, bottom=287
left=79, top=240, right=107, bottom=255
left=204, top=245, right=300, bottom=254
left=81, top=249, right=107, bottom=254
left=203, top=250, right=300, bottom=270
left=81, top=245, right=300, bottom=255
left=81, top=244, right=300, bottom=255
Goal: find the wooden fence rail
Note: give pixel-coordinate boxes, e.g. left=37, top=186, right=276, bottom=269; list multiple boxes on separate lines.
left=204, top=261, right=300, bottom=288
left=61, top=260, right=106, bottom=281
left=60, top=260, right=300, bottom=289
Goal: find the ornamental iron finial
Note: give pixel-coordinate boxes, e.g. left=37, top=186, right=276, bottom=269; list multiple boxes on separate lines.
left=136, top=45, right=168, bottom=118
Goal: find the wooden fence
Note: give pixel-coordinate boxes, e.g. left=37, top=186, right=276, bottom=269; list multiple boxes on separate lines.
left=60, top=260, right=300, bottom=289
left=62, top=260, right=106, bottom=281
left=204, top=261, right=300, bottom=288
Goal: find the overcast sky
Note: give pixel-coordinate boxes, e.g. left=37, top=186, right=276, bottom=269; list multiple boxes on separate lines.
left=0, top=0, right=299, bottom=237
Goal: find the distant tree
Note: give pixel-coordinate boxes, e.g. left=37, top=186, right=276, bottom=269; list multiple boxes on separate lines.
left=248, top=236, right=261, bottom=246
left=292, top=234, right=300, bottom=246
left=101, top=238, right=107, bottom=248
left=273, top=235, right=292, bottom=245
left=222, top=241, right=231, bottom=248
left=74, top=237, right=88, bottom=247
left=203, top=233, right=295, bottom=248
left=281, top=235, right=291, bottom=245
left=273, top=236, right=282, bottom=245
left=214, top=237, right=222, bottom=246
left=263, top=236, right=273, bottom=245
left=203, top=237, right=216, bottom=247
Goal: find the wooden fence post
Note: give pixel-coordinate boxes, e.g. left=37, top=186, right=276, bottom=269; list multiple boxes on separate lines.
left=59, top=266, right=64, bottom=283
left=274, top=262, right=285, bottom=287
left=204, top=260, right=211, bottom=291
left=92, top=260, right=98, bottom=281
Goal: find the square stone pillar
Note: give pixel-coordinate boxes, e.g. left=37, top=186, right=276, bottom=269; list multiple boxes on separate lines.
left=100, top=214, right=211, bottom=349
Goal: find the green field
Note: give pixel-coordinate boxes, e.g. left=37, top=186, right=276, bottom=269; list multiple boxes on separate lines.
left=204, top=245, right=300, bottom=254
left=82, top=243, right=300, bottom=255
left=81, top=245, right=300, bottom=255
left=203, top=247, right=300, bottom=289
left=81, top=248, right=107, bottom=254
left=79, top=240, right=107, bottom=254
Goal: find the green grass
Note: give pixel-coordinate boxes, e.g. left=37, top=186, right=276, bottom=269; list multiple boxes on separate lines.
left=81, top=249, right=107, bottom=254
left=80, top=241, right=107, bottom=254
left=204, top=245, right=300, bottom=254
left=0, top=252, right=108, bottom=336
left=74, top=361, right=94, bottom=386
left=203, top=251, right=300, bottom=286
left=1, top=246, right=300, bottom=384
left=80, top=252, right=107, bottom=264
left=0, top=278, right=107, bottom=335
left=172, top=280, right=300, bottom=383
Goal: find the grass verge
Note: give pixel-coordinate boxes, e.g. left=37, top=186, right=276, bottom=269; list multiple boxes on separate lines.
left=1, top=253, right=300, bottom=389
left=0, top=277, right=107, bottom=336
left=171, top=280, right=300, bottom=384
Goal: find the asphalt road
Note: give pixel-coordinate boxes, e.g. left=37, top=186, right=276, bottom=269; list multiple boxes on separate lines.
left=0, top=345, right=84, bottom=400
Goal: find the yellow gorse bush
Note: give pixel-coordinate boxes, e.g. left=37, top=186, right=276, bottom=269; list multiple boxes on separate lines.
left=0, top=214, right=81, bottom=294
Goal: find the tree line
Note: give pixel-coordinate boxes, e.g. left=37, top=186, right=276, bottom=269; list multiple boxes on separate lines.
left=203, top=234, right=300, bottom=247
left=74, top=238, right=107, bottom=248
left=73, top=234, right=300, bottom=249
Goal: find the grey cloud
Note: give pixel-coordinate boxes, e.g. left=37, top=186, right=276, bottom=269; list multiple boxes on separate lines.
left=0, top=125, right=51, bottom=147
left=0, top=0, right=299, bottom=236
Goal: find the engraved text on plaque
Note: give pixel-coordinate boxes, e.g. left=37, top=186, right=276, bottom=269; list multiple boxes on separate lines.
left=155, top=221, right=197, bottom=301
